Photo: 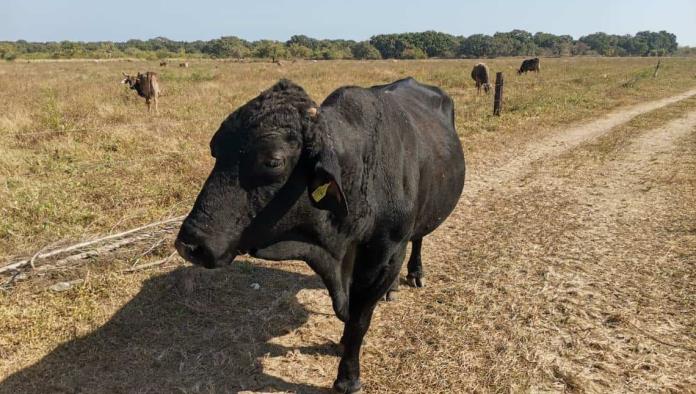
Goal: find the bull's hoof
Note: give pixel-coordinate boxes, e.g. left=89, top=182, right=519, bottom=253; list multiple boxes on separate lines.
left=333, top=378, right=362, bottom=393
left=406, top=274, right=424, bottom=288
left=383, top=290, right=398, bottom=302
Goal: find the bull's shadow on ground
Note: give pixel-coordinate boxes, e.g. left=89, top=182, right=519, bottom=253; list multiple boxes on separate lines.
left=0, top=261, right=335, bottom=393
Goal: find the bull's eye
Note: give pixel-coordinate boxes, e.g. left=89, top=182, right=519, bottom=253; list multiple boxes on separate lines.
left=264, top=158, right=284, bottom=169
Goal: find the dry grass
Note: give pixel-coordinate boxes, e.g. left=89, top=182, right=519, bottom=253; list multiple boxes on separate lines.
left=1, top=57, right=696, bottom=393
left=1, top=57, right=695, bottom=261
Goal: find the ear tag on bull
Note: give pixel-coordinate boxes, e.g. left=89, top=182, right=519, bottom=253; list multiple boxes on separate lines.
left=311, top=182, right=331, bottom=202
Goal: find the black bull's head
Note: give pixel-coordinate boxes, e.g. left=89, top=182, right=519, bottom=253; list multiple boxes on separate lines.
left=175, top=80, right=352, bottom=318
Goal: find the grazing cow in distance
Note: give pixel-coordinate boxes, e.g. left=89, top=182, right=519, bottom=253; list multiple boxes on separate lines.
left=174, top=77, right=465, bottom=393
left=160, top=61, right=167, bottom=67
left=179, top=62, right=189, bottom=68
left=471, top=63, right=491, bottom=94
left=121, top=71, right=160, bottom=113
left=518, top=57, right=540, bottom=74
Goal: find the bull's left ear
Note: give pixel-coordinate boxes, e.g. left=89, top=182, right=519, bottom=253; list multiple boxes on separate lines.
left=308, top=150, right=348, bottom=219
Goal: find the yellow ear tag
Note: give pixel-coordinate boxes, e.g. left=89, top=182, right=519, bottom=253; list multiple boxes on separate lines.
left=311, top=182, right=331, bottom=202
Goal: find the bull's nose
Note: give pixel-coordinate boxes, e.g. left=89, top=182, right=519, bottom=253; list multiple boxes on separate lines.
left=175, top=237, right=217, bottom=268
left=175, top=222, right=217, bottom=268
left=174, top=238, right=198, bottom=261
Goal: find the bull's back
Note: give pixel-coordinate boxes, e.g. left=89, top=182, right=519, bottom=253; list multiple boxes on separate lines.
left=147, top=73, right=160, bottom=97
left=374, top=78, right=465, bottom=239
left=471, top=64, right=489, bottom=83
left=139, top=72, right=160, bottom=98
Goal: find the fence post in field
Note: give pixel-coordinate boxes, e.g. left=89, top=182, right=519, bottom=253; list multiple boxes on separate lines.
left=493, top=72, right=504, bottom=116
left=653, top=59, right=661, bottom=78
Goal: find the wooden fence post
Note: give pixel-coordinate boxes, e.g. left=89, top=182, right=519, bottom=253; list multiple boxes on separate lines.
left=493, top=72, right=504, bottom=116
left=653, top=59, right=661, bottom=78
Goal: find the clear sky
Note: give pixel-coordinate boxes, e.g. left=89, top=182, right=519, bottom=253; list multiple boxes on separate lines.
left=3, top=0, right=696, bottom=46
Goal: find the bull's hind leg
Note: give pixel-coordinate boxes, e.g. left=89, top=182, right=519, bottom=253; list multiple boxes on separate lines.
left=406, top=238, right=424, bottom=288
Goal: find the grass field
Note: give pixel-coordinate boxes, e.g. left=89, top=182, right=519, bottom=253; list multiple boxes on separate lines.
left=1, top=57, right=695, bottom=393
left=1, top=57, right=694, bottom=261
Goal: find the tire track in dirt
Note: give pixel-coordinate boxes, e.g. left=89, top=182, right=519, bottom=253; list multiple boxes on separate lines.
left=433, top=88, right=696, bottom=259
left=526, top=111, right=696, bottom=392
left=464, top=87, right=696, bottom=196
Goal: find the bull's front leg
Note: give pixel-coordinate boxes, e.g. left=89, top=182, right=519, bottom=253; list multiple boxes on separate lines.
left=334, top=243, right=406, bottom=393
left=334, top=299, right=376, bottom=393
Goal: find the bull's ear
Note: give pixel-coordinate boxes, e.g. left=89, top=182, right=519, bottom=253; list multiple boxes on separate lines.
left=308, top=150, right=348, bottom=219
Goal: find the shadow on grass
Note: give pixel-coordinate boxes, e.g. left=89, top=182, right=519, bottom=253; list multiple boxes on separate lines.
left=0, top=261, right=335, bottom=393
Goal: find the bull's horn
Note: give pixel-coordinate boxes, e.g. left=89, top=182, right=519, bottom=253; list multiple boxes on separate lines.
left=307, top=107, right=318, bottom=118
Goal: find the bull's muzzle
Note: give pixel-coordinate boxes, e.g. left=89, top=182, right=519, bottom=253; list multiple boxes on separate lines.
left=175, top=221, right=233, bottom=269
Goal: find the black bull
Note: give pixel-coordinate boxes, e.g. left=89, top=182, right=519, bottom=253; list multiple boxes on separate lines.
left=175, top=77, right=465, bottom=393
left=518, top=57, right=540, bottom=74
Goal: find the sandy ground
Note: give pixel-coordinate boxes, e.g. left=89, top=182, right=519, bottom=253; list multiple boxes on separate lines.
left=1, top=91, right=695, bottom=393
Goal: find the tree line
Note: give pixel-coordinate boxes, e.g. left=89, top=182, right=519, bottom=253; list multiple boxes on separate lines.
left=0, top=30, right=685, bottom=61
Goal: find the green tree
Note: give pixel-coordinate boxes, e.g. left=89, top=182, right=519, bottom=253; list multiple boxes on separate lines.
left=0, top=43, right=17, bottom=59
left=490, top=33, right=515, bottom=56
left=204, top=36, right=250, bottom=58
left=253, top=40, right=288, bottom=61
left=572, top=41, right=591, bottom=56
left=412, top=31, right=458, bottom=57
left=458, top=34, right=493, bottom=58
left=370, top=34, right=409, bottom=58
left=638, top=30, right=678, bottom=55
left=401, top=46, right=427, bottom=59
left=287, top=35, right=319, bottom=50
left=288, top=44, right=312, bottom=59
left=351, top=41, right=381, bottom=59
left=315, top=43, right=352, bottom=60
left=579, top=32, right=620, bottom=56
left=0, top=29, right=683, bottom=60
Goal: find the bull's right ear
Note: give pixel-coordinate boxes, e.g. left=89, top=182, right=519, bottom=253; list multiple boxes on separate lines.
left=308, top=148, right=348, bottom=219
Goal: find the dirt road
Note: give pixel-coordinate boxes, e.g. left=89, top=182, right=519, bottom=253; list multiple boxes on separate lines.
left=1, top=91, right=695, bottom=393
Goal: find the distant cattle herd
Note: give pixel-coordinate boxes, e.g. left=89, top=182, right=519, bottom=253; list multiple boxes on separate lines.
left=470, top=57, right=541, bottom=95
left=122, top=58, right=541, bottom=113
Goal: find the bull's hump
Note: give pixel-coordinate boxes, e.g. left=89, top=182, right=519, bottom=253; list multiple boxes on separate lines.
left=376, top=78, right=454, bottom=126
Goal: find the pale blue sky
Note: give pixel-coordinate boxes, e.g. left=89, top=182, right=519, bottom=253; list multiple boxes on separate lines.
left=3, top=0, right=695, bottom=45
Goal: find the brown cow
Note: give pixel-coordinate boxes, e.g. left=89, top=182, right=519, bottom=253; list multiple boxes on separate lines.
left=471, top=63, right=491, bottom=94
left=179, top=62, right=189, bottom=68
left=121, top=71, right=161, bottom=113
left=160, top=61, right=167, bottom=67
